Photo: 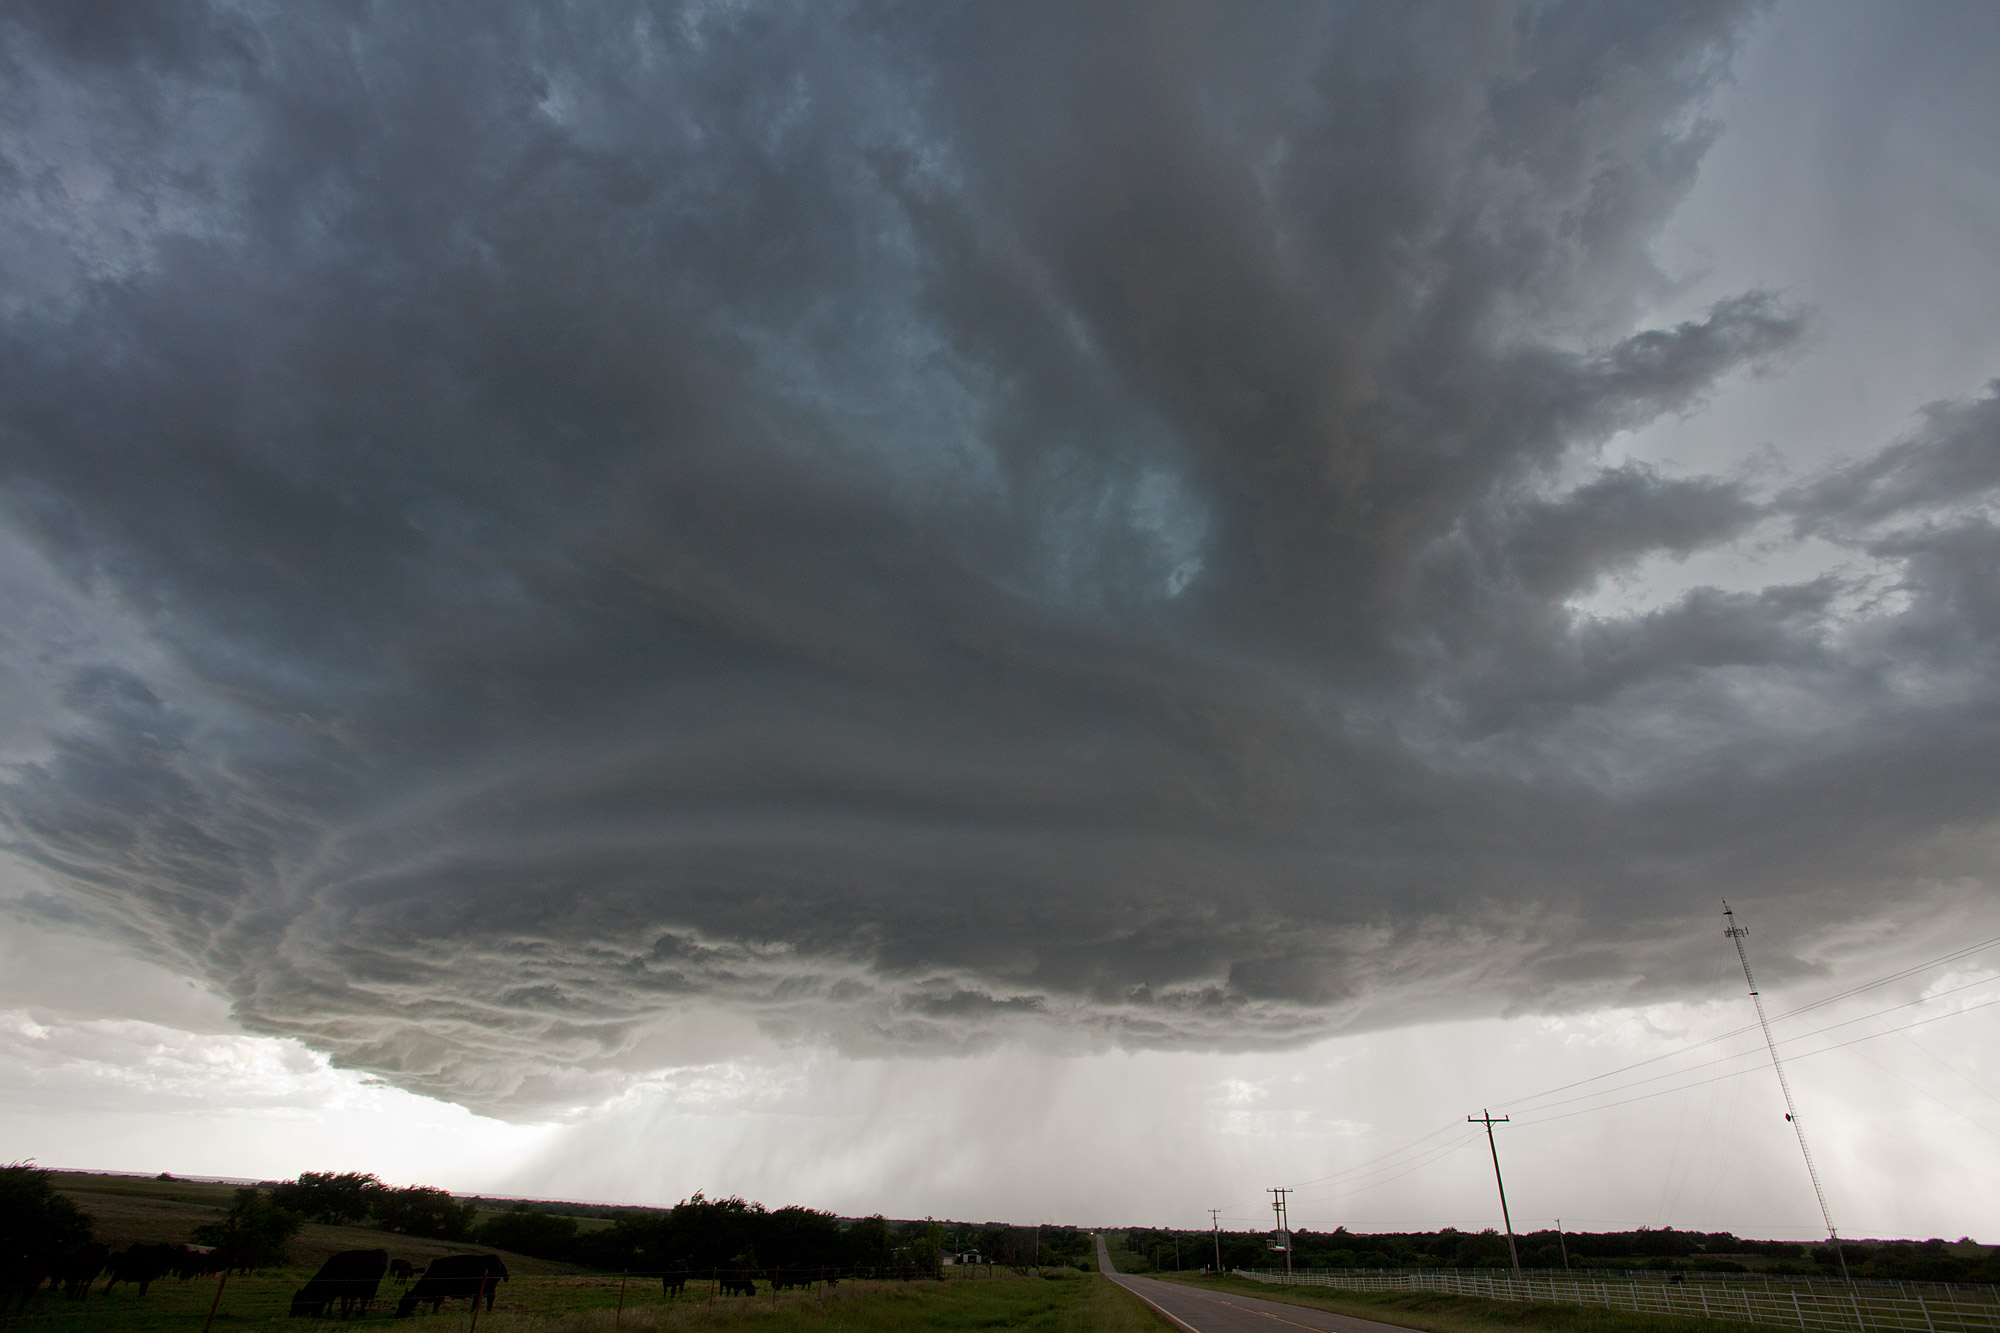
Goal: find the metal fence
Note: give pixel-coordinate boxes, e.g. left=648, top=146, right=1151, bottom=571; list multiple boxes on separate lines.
left=1234, top=1269, right=2000, bottom=1333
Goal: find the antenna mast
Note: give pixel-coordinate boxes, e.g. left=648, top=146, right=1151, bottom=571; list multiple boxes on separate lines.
left=1723, top=901, right=1850, bottom=1282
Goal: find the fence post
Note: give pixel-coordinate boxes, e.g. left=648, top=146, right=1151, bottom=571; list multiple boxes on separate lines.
left=200, top=1270, right=228, bottom=1333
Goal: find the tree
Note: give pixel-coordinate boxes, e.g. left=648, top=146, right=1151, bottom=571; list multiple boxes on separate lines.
left=903, top=1218, right=946, bottom=1277
left=271, top=1172, right=383, bottom=1224
left=372, top=1186, right=477, bottom=1240
left=193, top=1189, right=302, bottom=1270
left=0, top=1164, right=94, bottom=1257
left=476, top=1208, right=580, bottom=1261
left=845, top=1215, right=892, bottom=1270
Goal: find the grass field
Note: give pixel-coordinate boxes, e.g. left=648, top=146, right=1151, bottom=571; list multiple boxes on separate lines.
left=1154, top=1271, right=1766, bottom=1333
left=7, top=1266, right=1168, bottom=1331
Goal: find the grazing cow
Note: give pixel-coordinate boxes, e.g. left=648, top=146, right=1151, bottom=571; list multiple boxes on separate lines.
left=770, top=1268, right=807, bottom=1293
left=394, top=1253, right=507, bottom=1317
left=103, top=1244, right=179, bottom=1297
left=53, top=1243, right=110, bottom=1299
left=291, top=1248, right=389, bottom=1318
left=719, top=1271, right=757, bottom=1297
left=173, top=1245, right=220, bottom=1281
left=389, top=1259, right=420, bottom=1284
left=660, top=1265, right=688, bottom=1298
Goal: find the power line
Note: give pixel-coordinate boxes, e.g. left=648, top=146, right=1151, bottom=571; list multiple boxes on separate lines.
left=1286, top=1121, right=1466, bottom=1188
left=1513, top=989, right=2000, bottom=1126
left=1500, top=970, right=2000, bottom=1120
left=1490, top=930, right=2000, bottom=1115
left=1284, top=1134, right=1481, bottom=1211
left=1212, top=1120, right=1466, bottom=1218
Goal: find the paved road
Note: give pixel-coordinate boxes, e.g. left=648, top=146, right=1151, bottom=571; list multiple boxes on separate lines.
left=1097, top=1236, right=1420, bottom=1333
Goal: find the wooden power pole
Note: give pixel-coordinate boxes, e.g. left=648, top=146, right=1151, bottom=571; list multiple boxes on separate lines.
left=1469, top=1110, right=1522, bottom=1277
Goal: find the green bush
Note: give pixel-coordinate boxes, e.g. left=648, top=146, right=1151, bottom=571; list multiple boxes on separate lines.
left=0, top=1164, right=94, bottom=1254
left=192, top=1188, right=302, bottom=1269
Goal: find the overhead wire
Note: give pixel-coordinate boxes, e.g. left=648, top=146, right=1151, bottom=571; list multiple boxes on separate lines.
left=1285, top=1132, right=1482, bottom=1208
left=1504, top=964, right=2000, bottom=1120
left=1207, top=931, right=2000, bottom=1236
left=1513, top=988, right=2000, bottom=1126
left=1488, top=931, right=2000, bottom=1116
left=1210, top=1119, right=1467, bottom=1220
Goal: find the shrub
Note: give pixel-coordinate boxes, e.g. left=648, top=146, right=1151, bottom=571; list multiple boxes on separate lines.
left=193, top=1188, right=302, bottom=1269
left=0, top=1164, right=94, bottom=1254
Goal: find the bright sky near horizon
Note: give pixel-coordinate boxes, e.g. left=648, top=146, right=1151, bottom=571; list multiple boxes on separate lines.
left=4, top=0, right=2000, bottom=1240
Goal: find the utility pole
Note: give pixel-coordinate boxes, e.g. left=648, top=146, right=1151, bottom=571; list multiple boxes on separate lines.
left=1469, top=1110, right=1522, bottom=1277
left=1211, top=1209, right=1222, bottom=1275
left=1724, top=901, right=1851, bottom=1283
left=1269, top=1188, right=1292, bottom=1276
left=1556, top=1218, right=1570, bottom=1271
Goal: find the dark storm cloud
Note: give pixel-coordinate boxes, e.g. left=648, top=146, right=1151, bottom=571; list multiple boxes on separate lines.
left=0, top=0, right=1992, bottom=1116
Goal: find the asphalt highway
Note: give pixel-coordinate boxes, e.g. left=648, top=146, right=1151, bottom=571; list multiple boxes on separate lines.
left=1097, top=1235, right=1422, bottom=1333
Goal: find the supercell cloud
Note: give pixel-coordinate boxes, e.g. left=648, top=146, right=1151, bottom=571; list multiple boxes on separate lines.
left=0, top=1, right=1995, bottom=1118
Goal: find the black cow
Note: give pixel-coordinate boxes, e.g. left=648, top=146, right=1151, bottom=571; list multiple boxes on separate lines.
left=389, top=1259, right=420, bottom=1284
left=719, top=1271, right=757, bottom=1296
left=53, top=1243, right=110, bottom=1298
left=770, top=1268, right=807, bottom=1292
left=660, top=1265, right=688, bottom=1298
left=173, top=1245, right=220, bottom=1281
left=103, top=1244, right=180, bottom=1297
left=291, top=1248, right=388, bottom=1318
left=394, top=1253, right=507, bottom=1317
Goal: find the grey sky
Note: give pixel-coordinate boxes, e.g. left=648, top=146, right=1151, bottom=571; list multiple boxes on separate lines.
left=1, top=0, right=1998, bottom=1213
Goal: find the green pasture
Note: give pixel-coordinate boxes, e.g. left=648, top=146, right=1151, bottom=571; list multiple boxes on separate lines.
left=6, top=1267, right=1165, bottom=1332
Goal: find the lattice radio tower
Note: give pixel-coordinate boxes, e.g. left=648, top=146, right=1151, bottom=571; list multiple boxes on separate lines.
left=1723, top=901, right=1850, bottom=1282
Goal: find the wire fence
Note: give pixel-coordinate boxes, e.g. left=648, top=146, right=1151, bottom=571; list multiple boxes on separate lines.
left=1234, top=1269, right=2000, bottom=1333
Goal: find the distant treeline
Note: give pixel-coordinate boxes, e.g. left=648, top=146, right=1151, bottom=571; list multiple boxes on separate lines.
left=271, top=1172, right=1092, bottom=1275
left=475, top=1199, right=1094, bottom=1275
left=1124, top=1226, right=2000, bottom=1284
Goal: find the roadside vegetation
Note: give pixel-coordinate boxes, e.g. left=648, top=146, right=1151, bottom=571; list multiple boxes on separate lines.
left=1155, top=1272, right=1770, bottom=1333
left=1124, top=1225, right=2000, bottom=1282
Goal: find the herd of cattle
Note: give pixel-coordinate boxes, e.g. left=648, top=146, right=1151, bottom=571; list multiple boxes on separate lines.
left=4, top=1240, right=234, bottom=1308
left=0, top=1243, right=510, bottom=1318
left=6, top=1240, right=851, bottom=1318
left=292, top=1250, right=511, bottom=1318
